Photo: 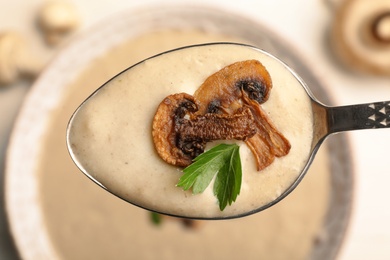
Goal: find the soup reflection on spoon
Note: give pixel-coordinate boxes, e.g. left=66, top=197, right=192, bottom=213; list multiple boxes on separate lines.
left=66, top=43, right=389, bottom=220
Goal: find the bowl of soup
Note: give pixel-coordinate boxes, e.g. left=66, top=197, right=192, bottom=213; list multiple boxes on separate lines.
left=5, top=5, right=353, bottom=260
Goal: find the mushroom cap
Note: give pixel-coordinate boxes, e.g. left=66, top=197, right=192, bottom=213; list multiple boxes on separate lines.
left=37, top=1, right=80, bottom=32
left=330, top=0, right=390, bottom=76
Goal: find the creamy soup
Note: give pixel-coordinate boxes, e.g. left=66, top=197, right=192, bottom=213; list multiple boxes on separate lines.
left=38, top=29, right=330, bottom=260
left=67, top=43, right=314, bottom=218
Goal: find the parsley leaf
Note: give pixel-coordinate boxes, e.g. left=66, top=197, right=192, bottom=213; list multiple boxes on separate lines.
left=177, top=143, right=242, bottom=211
left=150, top=212, right=163, bottom=226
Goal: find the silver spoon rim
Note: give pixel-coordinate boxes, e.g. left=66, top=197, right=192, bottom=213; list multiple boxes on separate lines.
left=66, top=42, right=346, bottom=220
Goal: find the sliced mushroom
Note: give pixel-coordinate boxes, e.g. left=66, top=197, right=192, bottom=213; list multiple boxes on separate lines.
left=152, top=60, right=290, bottom=171
left=241, top=90, right=291, bottom=158
left=193, top=60, right=291, bottom=170
left=177, top=107, right=256, bottom=142
left=152, top=93, right=197, bottom=167
left=152, top=93, right=258, bottom=167
left=194, top=60, right=272, bottom=115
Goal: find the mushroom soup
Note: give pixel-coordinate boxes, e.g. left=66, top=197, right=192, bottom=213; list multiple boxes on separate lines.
left=37, top=29, right=331, bottom=259
left=68, top=44, right=314, bottom=218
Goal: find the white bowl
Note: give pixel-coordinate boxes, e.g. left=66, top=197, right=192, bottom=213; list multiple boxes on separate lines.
left=5, top=5, right=354, bottom=260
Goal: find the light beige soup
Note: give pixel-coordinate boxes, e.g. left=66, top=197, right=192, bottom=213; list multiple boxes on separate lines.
left=39, top=30, right=329, bottom=259
left=68, top=43, right=314, bottom=218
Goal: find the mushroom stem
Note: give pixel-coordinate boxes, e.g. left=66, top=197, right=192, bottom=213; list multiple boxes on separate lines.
left=242, top=91, right=291, bottom=158
left=152, top=94, right=259, bottom=167
left=245, top=135, right=275, bottom=171
left=177, top=107, right=256, bottom=142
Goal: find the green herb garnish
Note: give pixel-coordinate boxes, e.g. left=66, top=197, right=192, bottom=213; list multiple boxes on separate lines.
left=150, top=212, right=163, bottom=226
left=177, top=143, right=242, bottom=211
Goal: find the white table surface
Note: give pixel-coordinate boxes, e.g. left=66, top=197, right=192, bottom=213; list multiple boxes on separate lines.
left=0, top=0, right=389, bottom=259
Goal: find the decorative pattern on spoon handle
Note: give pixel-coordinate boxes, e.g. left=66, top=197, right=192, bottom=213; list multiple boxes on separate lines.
left=364, top=101, right=390, bottom=128
left=328, top=101, right=390, bottom=133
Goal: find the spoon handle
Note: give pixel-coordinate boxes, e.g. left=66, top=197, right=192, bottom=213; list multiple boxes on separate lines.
left=327, top=101, right=390, bottom=133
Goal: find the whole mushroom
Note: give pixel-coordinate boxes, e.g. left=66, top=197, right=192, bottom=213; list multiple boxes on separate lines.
left=37, top=1, right=80, bottom=46
left=0, top=32, right=43, bottom=86
left=330, top=0, right=390, bottom=76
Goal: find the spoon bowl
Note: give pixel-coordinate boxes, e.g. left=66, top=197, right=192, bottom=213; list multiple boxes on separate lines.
left=66, top=43, right=389, bottom=219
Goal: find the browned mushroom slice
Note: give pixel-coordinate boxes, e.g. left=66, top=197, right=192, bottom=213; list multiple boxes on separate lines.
left=152, top=93, right=199, bottom=167
left=245, top=134, right=275, bottom=171
left=244, top=105, right=291, bottom=170
left=194, top=60, right=272, bottom=115
left=193, top=59, right=290, bottom=171
left=177, top=107, right=256, bottom=142
left=152, top=94, right=258, bottom=167
left=242, top=91, right=291, bottom=158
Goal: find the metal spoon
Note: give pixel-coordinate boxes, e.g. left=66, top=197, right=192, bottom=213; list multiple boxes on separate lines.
left=66, top=43, right=389, bottom=220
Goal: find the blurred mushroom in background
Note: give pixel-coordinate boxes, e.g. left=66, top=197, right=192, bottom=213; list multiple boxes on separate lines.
left=36, top=0, right=81, bottom=46
left=0, top=1, right=82, bottom=87
left=0, top=32, right=43, bottom=86
left=330, top=0, right=390, bottom=76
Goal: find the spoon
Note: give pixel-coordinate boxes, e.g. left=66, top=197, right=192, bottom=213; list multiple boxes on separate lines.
left=66, top=42, right=389, bottom=220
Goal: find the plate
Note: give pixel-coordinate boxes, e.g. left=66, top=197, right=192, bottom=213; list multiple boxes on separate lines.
left=5, top=5, right=354, bottom=260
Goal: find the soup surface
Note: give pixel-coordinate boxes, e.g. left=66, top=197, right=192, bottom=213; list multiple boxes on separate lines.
left=39, top=29, right=329, bottom=259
